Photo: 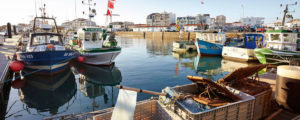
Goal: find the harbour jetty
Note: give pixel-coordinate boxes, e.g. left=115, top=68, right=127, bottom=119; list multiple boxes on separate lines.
left=0, top=35, right=22, bottom=119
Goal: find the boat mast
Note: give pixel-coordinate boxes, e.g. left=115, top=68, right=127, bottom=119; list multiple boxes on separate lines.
left=280, top=1, right=297, bottom=26
left=82, top=0, right=96, bottom=27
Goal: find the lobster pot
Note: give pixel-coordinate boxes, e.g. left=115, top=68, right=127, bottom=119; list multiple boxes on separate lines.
left=170, top=84, right=255, bottom=120
left=93, top=99, right=182, bottom=120
left=276, top=65, right=300, bottom=113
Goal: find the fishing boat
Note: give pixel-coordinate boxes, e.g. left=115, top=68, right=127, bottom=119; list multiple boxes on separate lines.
left=255, top=30, right=299, bottom=65
left=254, top=30, right=300, bottom=65
left=222, top=33, right=264, bottom=62
left=16, top=17, right=75, bottom=73
left=69, top=0, right=121, bottom=65
left=70, top=28, right=121, bottom=65
left=195, top=31, right=226, bottom=56
left=172, top=41, right=196, bottom=52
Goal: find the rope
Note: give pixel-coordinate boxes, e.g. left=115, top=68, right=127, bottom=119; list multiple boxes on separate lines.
left=0, top=56, right=75, bottom=84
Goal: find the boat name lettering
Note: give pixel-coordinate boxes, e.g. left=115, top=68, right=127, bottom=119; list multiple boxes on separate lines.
left=199, top=45, right=207, bottom=49
left=19, top=54, right=34, bottom=59
left=64, top=52, right=74, bottom=57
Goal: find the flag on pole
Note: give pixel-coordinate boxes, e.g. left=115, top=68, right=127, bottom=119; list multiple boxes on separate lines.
left=108, top=0, right=114, bottom=9
left=106, top=9, right=111, bottom=16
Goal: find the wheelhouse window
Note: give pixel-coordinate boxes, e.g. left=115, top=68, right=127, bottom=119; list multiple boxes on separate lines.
left=270, top=34, right=280, bottom=41
left=85, top=32, right=91, bottom=41
left=92, top=32, right=98, bottom=41
left=79, top=33, right=84, bottom=40
left=283, top=34, right=290, bottom=42
left=32, top=34, right=62, bottom=46
left=247, top=36, right=253, bottom=43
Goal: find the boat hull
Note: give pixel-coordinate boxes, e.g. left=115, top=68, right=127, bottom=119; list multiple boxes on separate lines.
left=195, top=39, right=223, bottom=56
left=222, top=47, right=256, bottom=62
left=254, top=48, right=300, bottom=65
left=79, top=50, right=121, bottom=65
left=16, top=50, right=74, bottom=73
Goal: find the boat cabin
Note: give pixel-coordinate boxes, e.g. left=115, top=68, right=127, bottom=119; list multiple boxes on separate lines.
left=243, top=34, right=264, bottom=49
left=26, top=33, right=65, bottom=52
left=265, top=30, right=298, bottom=51
left=196, top=32, right=226, bottom=44
left=76, top=27, right=104, bottom=50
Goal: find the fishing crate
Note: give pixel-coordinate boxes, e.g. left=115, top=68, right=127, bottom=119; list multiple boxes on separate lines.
left=93, top=99, right=183, bottom=120
left=252, top=89, right=272, bottom=120
left=216, top=64, right=273, bottom=120
left=169, top=84, right=255, bottom=120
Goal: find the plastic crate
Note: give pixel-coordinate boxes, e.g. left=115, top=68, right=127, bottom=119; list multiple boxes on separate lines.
left=252, top=89, right=272, bottom=120
left=93, top=99, right=183, bottom=120
left=170, top=84, right=255, bottom=120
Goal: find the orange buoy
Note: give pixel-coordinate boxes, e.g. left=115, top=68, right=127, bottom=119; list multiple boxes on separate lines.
left=12, top=79, right=26, bottom=89
left=9, top=61, right=24, bottom=72
left=47, top=44, right=54, bottom=49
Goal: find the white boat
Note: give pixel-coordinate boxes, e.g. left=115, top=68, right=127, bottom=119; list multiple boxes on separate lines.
left=222, top=33, right=264, bottom=62
left=222, top=46, right=257, bottom=62
left=69, top=0, right=121, bottom=65
left=70, top=28, right=121, bottom=65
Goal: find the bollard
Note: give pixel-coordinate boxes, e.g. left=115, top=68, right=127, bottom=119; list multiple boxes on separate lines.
left=188, top=32, right=190, bottom=41
left=7, top=23, right=12, bottom=38
left=13, top=25, right=17, bottom=35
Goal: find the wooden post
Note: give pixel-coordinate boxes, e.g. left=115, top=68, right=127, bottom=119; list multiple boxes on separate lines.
left=188, top=32, right=190, bottom=41
left=143, top=32, right=146, bottom=39
left=116, top=85, right=167, bottom=96
left=162, top=31, right=164, bottom=40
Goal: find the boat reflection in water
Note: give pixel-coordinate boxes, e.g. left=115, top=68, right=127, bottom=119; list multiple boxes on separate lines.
left=193, top=55, right=225, bottom=81
left=19, top=68, right=77, bottom=115
left=71, top=61, right=122, bottom=110
left=172, top=51, right=198, bottom=77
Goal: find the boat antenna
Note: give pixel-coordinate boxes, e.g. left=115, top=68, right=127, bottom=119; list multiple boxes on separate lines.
left=280, top=1, right=297, bottom=26
left=35, top=0, right=38, bottom=17
left=75, top=0, right=77, bottom=18
left=39, top=2, right=46, bottom=18
left=82, top=0, right=97, bottom=27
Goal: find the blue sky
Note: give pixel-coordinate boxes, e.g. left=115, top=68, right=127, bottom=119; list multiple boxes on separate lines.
left=0, top=0, right=299, bottom=25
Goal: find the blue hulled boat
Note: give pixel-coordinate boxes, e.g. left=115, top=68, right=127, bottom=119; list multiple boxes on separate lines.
left=195, top=40, right=223, bottom=55
left=16, top=17, right=74, bottom=74
left=195, top=32, right=226, bottom=56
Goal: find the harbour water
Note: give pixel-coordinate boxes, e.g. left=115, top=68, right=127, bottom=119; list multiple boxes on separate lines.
left=5, top=37, right=257, bottom=120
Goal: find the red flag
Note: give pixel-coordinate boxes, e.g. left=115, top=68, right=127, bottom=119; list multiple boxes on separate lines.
left=108, top=1, right=114, bottom=9
left=106, top=9, right=111, bottom=16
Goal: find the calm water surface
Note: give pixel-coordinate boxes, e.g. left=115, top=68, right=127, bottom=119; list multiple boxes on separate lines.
left=5, top=37, right=255, bottom=119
